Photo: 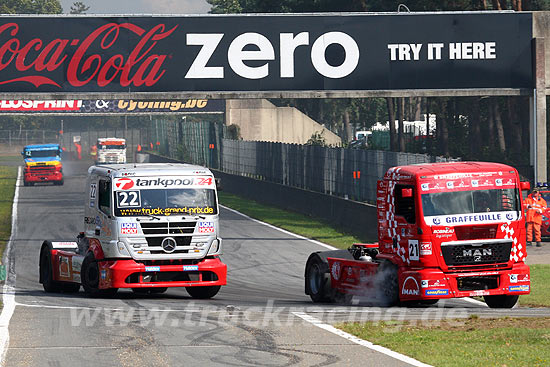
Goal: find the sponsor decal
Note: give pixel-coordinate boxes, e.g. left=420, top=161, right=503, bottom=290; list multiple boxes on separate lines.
left=433, top=227, right=454, bottom=239
left=145, top=266, right=160, bottom=272
left=495, top=178, right=503, bottom=186
left=90, top=200, right=95, bottom=208
left=95, top=216, right=101, bottom=226
left=120, top=222, right=138, bottom=235
left=59, top=256, right=70, bottom=277
left=183, top=265, right=199, bottom=271
left=421, top=279, right=445, bottom=288
left=471, top=180, right=479, bottom=187
left=446, top=181, right=454, bottom=189
left=420, top=242, right=432, bottom=256
left=518, top=274, right=530, bottom=282
left=401, top=276, right=420, bottom=296
left=114, top=177, right=135, bottom=190
left=421, top=183, right=429, bottom=191
left=100, top=269, right=107, bottom=280
left=427, top=211, right=518, bottom=226
left=90, top=183, right=97, bottom=199
left=425, top=289, right=449, bottom=296
left=509, top=274, right=518, bottom=283
left=509, top=285, right=530, bottom=292
left=331, top=262, right=341, bottom=281
left=198, top=221, right=215, bottom=234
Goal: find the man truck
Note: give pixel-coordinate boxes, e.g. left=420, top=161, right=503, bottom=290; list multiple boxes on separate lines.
left=39, top=163, right=226, bottom=298
left=305, top=162, right=531, bottom=308
left=96, top=138, right=127, bottom=164
left=21, top=143, right=64, bottom=186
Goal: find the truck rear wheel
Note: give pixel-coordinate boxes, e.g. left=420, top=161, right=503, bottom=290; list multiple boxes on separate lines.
left=82, top=252, right=118, bottom=297
left=483, top=294, right=519, bottom=308
left=186, top=285, right=221, bottom=299
left=305, top=254, right=333, bottom=303
left=40, top=248, right=60, bottom=292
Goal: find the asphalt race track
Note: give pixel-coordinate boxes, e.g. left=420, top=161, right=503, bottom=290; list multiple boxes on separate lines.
left=3, top=160, right=550, bottom=367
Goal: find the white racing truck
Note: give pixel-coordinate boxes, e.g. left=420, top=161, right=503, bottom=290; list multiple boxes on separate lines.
left=96, top=138, right=127, bottom=164
left=39, top=163, right=226, bottom=298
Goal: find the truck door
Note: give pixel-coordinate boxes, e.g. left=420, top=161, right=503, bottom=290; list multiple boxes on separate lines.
left=96, top=178, right=114, bottom=244
left=393, top=183, right=418, bottom=265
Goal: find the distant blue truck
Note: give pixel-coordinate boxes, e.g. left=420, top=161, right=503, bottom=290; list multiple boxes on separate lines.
left=21, top=144, right=64, bottom=186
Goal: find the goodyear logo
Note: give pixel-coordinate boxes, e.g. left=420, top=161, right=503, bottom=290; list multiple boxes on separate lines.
left=509, top=285, right=530, bottom=292
left=425, top=289, right=449, bottom=296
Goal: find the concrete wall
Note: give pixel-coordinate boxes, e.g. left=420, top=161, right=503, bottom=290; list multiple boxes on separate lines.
left=226, top=99, right=342, bottom=146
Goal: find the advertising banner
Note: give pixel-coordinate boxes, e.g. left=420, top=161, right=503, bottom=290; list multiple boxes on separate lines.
left=0, top=13, right=533, bottom=94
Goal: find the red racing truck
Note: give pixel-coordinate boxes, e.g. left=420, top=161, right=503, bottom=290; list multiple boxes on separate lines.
left=305, top=162, right=531, bottom=308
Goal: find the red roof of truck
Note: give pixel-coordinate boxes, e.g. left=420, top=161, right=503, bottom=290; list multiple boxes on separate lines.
left=384, top=161, right=516, bottom=180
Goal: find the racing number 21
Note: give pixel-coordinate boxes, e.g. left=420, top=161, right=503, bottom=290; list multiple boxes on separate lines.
left=117, top=191, right=141, bottom=207
left=408, top=240, right=419, bottom=261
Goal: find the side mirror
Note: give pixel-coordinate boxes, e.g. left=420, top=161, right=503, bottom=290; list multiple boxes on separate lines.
left=520, top=181, right=531, bottom=191
left=215, top=178, right=222, bottom=191
left=20, top=151, right=24, bottom=156
left=401, top=188, right=413, bottom=198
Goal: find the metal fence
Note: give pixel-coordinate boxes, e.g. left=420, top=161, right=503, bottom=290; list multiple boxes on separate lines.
left=221, top=140, right=450, bottom=203
left=0, top=129, right=59, bottom=146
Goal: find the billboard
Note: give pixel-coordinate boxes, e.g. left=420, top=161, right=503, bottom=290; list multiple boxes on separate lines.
left=0, top=99, right=224, bottom=114
left=0, top=13, right=533, bottom=94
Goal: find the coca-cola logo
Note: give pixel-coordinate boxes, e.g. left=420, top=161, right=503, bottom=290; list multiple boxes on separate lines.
left=0, top=22, right=177, bottom=88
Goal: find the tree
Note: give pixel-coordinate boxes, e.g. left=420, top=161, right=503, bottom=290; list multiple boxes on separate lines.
left=70, top=1, right=89, bottom=14
left=0, top=0, right=62, bottom=14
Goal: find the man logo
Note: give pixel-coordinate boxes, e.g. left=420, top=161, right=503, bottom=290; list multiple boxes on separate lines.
left=115, top=178, right=134, bottom=190
left=401, top=276, right=420, bottom=296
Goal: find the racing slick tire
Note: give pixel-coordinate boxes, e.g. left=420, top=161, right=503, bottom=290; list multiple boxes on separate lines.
left=186, top=285, right=221, bottom=299
left=305, top=253, right=333, bottom=303
left=60, top=283, right=81, bottom=293
left=54, top=179, right=64, bottom=186
left=23, top=181, right=32, bottom=187
left=81, top=252, right=118, bottom=298
left=483, top=294, right=519, bottom=309
left=40, top=247, right=61, bottom=293
left=377, top=261, right=399, bottom=307
left=132, top=287, right=168, bottom=295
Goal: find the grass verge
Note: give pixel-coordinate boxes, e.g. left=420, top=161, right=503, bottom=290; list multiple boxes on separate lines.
left=519, top=264, right=550, bottom=307
left=339, top=317, right=550, bottom=367
left=0, top=166, right=17, bottom=261
left=218, top=192, right=363, bottom=249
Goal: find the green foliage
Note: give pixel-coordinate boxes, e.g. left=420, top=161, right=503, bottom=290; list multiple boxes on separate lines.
left=306, top=131, right=327, bottom=146
left=70, top=1, right=89, bottom=14
left=0, top=0, right=62, bottom=14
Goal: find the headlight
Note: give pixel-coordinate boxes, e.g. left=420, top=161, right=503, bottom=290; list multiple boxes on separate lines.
left=208, top=239, right=220, bottom=255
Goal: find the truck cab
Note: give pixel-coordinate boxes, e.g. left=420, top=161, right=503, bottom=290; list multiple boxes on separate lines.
left=40, top=163, right=226, bottom=298
left=21, top=144, right=63, bottom=186
left=96, top=138, right=126, bottom=164
left=305, top=162, right=530, bottom=308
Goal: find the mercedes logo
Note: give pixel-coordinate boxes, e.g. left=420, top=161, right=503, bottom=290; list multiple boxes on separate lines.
left=161, top=237, right=177, bottom=253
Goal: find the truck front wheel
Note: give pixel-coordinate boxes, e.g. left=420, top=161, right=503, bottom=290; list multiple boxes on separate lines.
left=186, top=285, right=221, bottom=299
left=483, top=294, right=519, bottom=308
left=82, top=252, right=117, bottom=297
left=377, top=261, right=399, bottom=307
left=305, top=254, right=332, bottom=303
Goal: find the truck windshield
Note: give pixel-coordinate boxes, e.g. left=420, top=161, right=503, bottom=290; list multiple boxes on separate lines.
left=114, top=188, right=217, bottom=217
left=422, top=188, right=518, bottom=216
left=24, top=150, right=58, bottom=158
left=99, top=145, right=126, bottom=150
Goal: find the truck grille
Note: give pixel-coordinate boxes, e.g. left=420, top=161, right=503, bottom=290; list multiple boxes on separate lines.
left=139, top=221, right=196, bottom=255
left=441, top=241, right=512, bottom=266
left=29, top=166, right=55, bottom=175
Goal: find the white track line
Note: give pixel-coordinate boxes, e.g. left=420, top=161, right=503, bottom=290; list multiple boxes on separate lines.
left=220, top=205, right=337, bottom=250
left=0, top=166, right=21, bottom=366
left=222, top=204, right=434, bottom=366
left=293, top=312, right=433, bottom=367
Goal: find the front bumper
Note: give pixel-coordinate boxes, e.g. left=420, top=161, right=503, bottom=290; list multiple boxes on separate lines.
left=97, top=257, right=227, bottom=289
left=24, top=171, right=63, bottom=183
left=399, top=263, right=530, bottom=301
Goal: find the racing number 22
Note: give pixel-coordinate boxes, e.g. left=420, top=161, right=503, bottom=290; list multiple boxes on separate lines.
left=117, top=191, right=141, bottom=207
